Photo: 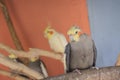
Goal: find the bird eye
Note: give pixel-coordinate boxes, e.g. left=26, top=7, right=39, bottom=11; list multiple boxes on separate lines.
left=75, top=31, right=78, bottom=34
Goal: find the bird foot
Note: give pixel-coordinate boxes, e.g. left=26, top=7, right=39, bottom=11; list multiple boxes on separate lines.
left=91, top=67, right=99, bottom=70
left=73, top=69, right=81, bottom=74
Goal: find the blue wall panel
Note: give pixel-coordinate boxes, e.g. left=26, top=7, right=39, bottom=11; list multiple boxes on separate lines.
left=87, top=0, right=120, bottom=67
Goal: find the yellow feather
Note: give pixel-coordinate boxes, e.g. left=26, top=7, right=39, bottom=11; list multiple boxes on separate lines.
left=67, top=26, right=81, bottom=42
left=8, top=53, right=17, bottom=59
left=30, top=58, right=38, bottom=62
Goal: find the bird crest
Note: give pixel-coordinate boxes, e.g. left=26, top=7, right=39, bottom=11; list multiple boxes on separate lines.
left=44, top=24, right=51, bottom=34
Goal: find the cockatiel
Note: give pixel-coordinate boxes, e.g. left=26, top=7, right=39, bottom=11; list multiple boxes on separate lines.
left=44, top=25, right=68, bottom=72
left=65, top=25, right=97, bottom=72
left=44, top=25, right=68, bottom=53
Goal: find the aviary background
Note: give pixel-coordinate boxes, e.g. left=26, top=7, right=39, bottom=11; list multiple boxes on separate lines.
left=0, top=0, right=90, bottom=79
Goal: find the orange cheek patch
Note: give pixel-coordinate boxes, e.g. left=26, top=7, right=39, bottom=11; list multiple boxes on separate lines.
left=49, top=31, right=53, bottom=35
left=78, top=31, right=82, bottom=36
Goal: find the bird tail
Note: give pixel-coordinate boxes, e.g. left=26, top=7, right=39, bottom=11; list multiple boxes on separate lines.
left=40, top=61, right=48, bottom=78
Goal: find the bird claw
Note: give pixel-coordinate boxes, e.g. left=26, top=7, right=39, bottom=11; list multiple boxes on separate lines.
left=92, top=67, right=99, bottom=70
left=73, top=69, right=81, bottom=74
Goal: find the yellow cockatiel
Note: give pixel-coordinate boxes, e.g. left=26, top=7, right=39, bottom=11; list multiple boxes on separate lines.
left=44, top=25, right=68, bottom=53
left=44, top=25, right=68, bottom=73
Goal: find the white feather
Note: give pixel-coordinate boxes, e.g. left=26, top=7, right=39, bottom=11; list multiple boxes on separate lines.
left=40, top=62, right=48, bottom=78
left=49, top=32, right=68, bottom=53
left=48, top=32, right=67, bottom=73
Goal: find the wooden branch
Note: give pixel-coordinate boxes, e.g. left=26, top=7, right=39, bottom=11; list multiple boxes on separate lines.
left=0, top=53, right=44, bottom=80
left=28, top=48, right=63, bottom=61
left=0, top=43, right=63, bottom=62
left=44, top=66, right=120, bottom=80
left=0, top=43, right=16, bottom=53
left=0, top=0, right=29, bottom=65
left=0, top=0, right=4, bottom=8
left=0, top=69, right=28, bottom=80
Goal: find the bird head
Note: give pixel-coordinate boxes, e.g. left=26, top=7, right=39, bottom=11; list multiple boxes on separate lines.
left=67, top=25, right=82, bottom=42
left=44, top=25, right=56, bottom=39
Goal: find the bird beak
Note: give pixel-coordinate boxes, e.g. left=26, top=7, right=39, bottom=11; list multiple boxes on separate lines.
left=49, top=31, right=53, bottom=35
left=78, top=31, right=82, bottom=36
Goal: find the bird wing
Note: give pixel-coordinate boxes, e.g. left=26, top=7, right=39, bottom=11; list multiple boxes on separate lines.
left=40, top=60, right=48, bottom=78
left=28, top=60, right=48, bottom=78
left=65, top=43, right=71, bottom=72
left=49, top=33, right=67, bottom=53
left=81, top=33, right=97, bottom=67
left=58, top=33, right=68, bottom=48
left=92, top=40, right=97, bottom=66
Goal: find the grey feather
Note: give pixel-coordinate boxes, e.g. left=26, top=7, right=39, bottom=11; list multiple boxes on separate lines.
left=65, top=43, right=71, bottom=72
left=92, top=40, right=97, bottom=66
left=65, top=33, right=97, bottom=72
left=28, top=60, right=48, bottom=78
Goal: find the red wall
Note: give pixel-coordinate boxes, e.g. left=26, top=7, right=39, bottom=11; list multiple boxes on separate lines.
left=0, top=0, right=90, bottom=79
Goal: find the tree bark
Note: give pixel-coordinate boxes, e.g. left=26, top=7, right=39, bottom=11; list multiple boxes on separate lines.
left=44, top=66, right=120, bottom=80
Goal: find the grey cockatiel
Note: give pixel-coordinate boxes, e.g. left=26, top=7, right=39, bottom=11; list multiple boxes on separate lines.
left=65, top=26, right=97, bottom=72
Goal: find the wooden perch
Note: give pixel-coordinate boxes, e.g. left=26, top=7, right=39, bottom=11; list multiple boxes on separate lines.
left=28, top=48, right=63, bottom=61
left=0, top=53, right=44, bottom=80
left=0, top=69, right=28, bottom=80
left=44, top=66, right=120, bottom=80
left=0, top=43, right=63, bottom=62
